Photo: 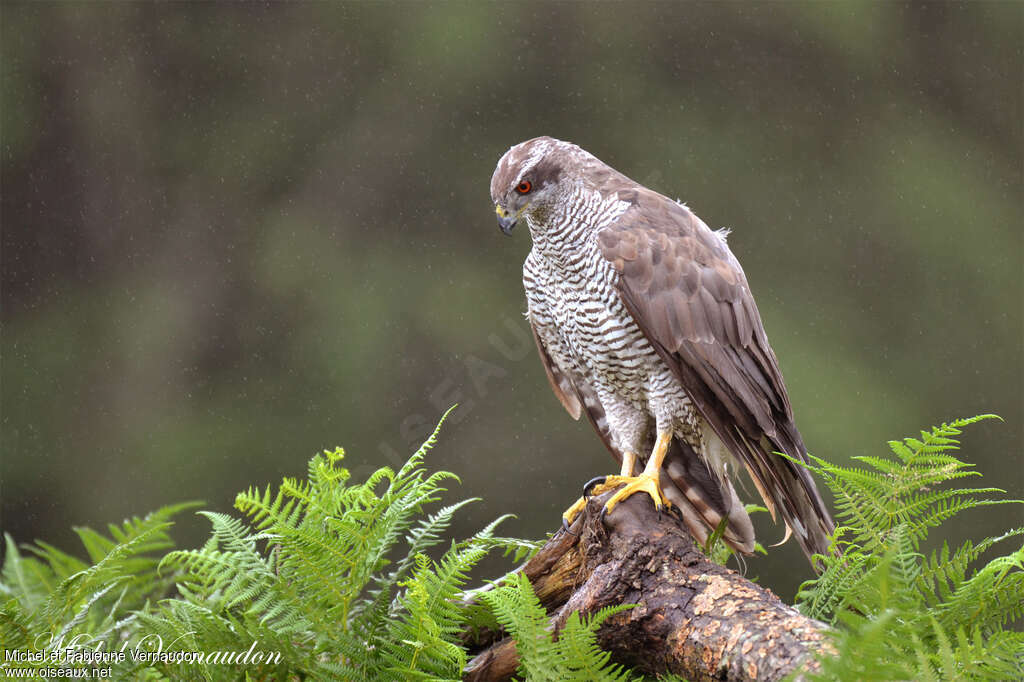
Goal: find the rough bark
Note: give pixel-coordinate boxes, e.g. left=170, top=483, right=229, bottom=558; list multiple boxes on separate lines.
left=463, top=490, right=832, bottom=681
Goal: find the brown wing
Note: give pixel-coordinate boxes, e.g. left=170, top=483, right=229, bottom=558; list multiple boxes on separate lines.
left=530, top=317, right=755, bottom=553
left=597, top=188, right=834, bottom=561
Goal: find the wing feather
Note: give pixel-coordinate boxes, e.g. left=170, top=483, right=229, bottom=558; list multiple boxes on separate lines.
left=597, top=189, right=834, bottom=561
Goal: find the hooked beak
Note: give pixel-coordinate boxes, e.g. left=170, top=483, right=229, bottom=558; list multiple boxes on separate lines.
left=495, top=204, right=518, bottom=235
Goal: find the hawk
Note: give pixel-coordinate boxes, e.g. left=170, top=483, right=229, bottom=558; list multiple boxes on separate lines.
left=491, top=136, right=834, bottom=562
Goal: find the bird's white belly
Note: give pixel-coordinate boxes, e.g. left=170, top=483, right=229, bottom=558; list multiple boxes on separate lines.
left=533, top=264, right=669, bottom=408
left=525, top=247, right=699, bottom=451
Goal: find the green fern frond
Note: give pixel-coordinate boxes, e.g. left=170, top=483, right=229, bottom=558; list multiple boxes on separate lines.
left=554, top=605, right=637, bottom=682
left=479, top=571, right=557, bottom=679
left=473, top=534, right=544, bottom=564
left=0, top=504, right=197, bottom=675
left=794, top=415, right=1013, bottom=555
left=480, top=572, right=637, bottom=681
left=799, top=415, right=1023, bottom=681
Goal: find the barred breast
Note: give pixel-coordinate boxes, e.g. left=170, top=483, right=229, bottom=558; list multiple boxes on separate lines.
left=523, top=235, right=689, bottom=414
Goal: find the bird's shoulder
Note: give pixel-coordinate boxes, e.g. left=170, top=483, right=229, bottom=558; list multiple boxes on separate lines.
left=597, top=187, right=748, bottom=307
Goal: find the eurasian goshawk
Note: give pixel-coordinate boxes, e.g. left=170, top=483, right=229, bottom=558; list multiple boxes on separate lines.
left=491, top=136, right=834, bottom=562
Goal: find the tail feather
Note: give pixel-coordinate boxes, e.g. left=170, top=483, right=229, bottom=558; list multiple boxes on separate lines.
left=659, top=437, right=755, bottom=554
left=721, top=426, right=833, bottom=562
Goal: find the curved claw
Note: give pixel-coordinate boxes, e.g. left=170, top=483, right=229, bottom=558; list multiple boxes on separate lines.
left=561, top=495, right=587, bottom=531
left=583, top=476, right=608, bottom=497
left=560, top=516, right=579, bottom=537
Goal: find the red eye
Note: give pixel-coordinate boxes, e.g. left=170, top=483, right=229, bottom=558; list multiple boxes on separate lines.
left=516, top=180, right=532, bottom=194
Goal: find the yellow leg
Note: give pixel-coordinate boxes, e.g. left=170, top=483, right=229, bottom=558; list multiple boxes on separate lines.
left=561, top=451, right=639, bottom=529
left=601, top=431, right=673, bottom=517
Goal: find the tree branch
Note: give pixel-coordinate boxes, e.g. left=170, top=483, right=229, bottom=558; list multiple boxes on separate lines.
left=463, top=490, right=833, bottom=681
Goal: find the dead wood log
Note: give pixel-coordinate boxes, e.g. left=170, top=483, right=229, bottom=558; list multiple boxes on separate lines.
left=463, top=490, right=833, bottom=681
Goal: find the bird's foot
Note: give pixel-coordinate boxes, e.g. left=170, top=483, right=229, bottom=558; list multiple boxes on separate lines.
left=583, top=474, right=637, bottom=498
left=598, top=471, right=671, bottom=521
left=562, top=475, right=637, bottom=530
left=562, top=472, right=670, bottom=531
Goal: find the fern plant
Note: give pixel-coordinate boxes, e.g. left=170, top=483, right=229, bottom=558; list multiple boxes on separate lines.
left=479, top=572, right=637, bottom=682
left=142, top=411, right=538, bottom=681
left=1, top=413, right=1021, bottom=681
left=1, top=413, right=539, bottom=680
left=792, top=415, right=1024, bottom=681
left=0, top=502, right=199, bottom=674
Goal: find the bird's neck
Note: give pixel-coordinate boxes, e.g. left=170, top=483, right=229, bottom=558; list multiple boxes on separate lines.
left=526, top=214, right=591, bottom=265
left=526, top=186, right=629, bottom=266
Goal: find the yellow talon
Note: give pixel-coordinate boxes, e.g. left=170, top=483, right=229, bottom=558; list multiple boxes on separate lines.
left=562, top=496, right=588, bottom=527
left=562, top=472, right=643, bottom=527
left=564, top=448, right=641, bottom=528
left=585, top=474, right=637, bottom=497
left=601, top=471, right=671, bottom=517
left=600, top=431, right=673, bottom=520
left=563, top=434, right=675, bottom=526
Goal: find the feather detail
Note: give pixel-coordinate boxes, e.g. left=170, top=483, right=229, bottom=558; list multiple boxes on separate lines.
left=598, top=189, right=834, bottom=561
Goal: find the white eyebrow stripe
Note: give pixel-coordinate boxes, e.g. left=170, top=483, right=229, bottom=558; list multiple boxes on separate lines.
left=513, top=139, right=553, bottom=187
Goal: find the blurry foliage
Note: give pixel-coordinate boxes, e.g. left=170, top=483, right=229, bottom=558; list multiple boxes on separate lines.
left=1, top=2, right=1021, bottom=599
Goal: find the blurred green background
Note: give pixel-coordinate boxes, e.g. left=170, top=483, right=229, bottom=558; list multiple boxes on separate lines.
left=2, top=2, right=1021, bottom=599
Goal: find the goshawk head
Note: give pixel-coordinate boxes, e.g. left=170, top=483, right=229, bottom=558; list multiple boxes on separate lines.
left=490, top=136, right=589, bottom=235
